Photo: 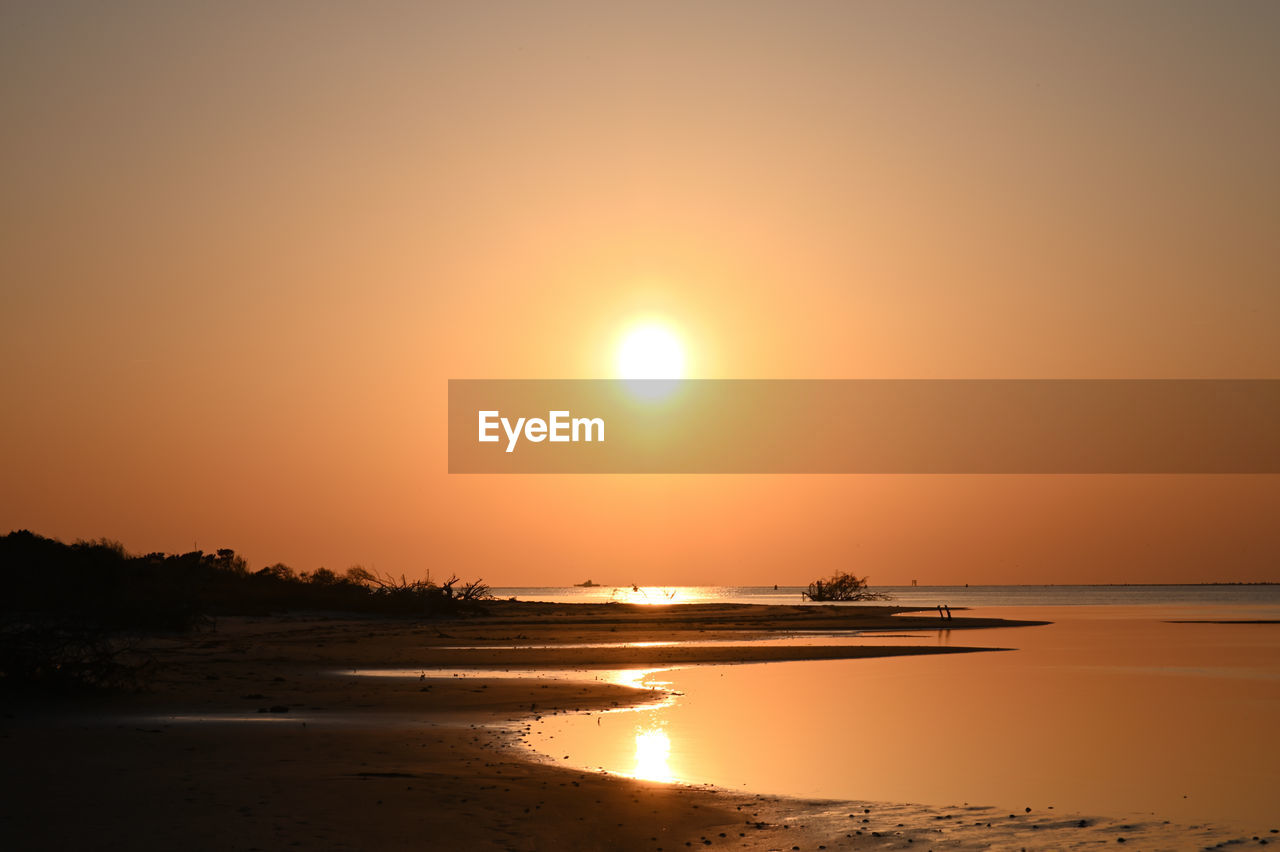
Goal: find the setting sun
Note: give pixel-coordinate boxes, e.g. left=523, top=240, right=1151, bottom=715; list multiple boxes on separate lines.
left=616, top=324, right=685, bottom=380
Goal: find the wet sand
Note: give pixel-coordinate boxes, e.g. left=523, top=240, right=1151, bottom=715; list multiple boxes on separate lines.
left=1, top=602, right=1263, bottom=850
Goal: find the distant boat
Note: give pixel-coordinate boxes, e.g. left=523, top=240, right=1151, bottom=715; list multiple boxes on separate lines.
left=575, top=580, right=599, bottom=587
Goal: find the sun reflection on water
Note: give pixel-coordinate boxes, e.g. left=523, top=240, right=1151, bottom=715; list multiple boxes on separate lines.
left=609, top=586, right=706, bottom=605
left=602, top=668, right=677, bottom=693
left=631, top=726, right=674, bottom=783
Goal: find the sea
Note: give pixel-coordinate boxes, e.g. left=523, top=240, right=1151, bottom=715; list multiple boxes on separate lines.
left=490, top=583, right=1280, bottom=611
left=487, top=584, right=1280, bottom=837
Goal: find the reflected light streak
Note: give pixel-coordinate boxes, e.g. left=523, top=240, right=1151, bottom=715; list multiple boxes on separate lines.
left=631, top=726, right=674, bottom=783
left=602, top=667, right=676, bottom=692
left=609, top=586, right=704, bottom=605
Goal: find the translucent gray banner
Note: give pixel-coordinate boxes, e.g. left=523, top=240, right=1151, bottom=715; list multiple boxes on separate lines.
left=448, top=380, right=1280, bottom=473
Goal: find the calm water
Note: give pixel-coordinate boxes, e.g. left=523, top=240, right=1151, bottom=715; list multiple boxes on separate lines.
left=492, top=583, right=1280, bottom=611
left=511, top=594, right=1280, bottom=835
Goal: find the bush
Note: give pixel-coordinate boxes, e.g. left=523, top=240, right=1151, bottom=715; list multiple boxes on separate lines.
left=802, top=571, right=891, bottom=602
left=0, top=530, right=492, bottom=690
left=0, top=622, right=153, bottom=691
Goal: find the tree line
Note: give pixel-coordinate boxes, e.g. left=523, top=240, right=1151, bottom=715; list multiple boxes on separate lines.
left=0, top=530, right=489, bottom=690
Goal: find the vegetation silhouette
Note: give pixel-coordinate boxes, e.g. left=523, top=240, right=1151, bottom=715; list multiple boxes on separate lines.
left=0, top=530, right=490, bottom=691
left=802, top=571, right=891, bottom=602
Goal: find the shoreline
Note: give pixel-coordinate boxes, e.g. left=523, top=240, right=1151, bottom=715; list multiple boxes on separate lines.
left=0, top=602, right=1261, bottom=850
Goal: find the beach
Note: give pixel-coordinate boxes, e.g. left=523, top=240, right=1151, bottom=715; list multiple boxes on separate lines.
left=4, top=601, right=1270, bottom=851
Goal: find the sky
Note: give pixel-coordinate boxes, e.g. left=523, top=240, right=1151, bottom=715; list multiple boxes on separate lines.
left=2, top=1, right=1277, bottom=585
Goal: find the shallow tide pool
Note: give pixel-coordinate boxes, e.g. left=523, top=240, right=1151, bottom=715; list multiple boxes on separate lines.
left=521, top=606, right=1280, bottom=835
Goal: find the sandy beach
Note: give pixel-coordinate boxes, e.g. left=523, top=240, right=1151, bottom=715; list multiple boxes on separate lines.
left=1, top=602, right=1264, bottom=851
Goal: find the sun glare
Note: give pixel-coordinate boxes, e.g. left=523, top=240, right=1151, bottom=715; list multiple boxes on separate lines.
left=616, top=324, right=685, bottom=380
left=632, top=727, right=674, bottom=783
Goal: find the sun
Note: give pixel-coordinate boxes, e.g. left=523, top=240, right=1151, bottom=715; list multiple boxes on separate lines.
left=616, top=324, right=685, bottom=380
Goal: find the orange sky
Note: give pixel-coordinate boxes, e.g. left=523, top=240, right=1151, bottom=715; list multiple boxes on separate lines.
left=2, top=2, right=1277, bottom=585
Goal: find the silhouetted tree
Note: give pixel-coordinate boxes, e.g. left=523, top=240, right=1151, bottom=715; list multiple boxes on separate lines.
left=257, top=563, right=296, bottom=581
left=1, top=529, right=493, bottom=691
left=802, top=571, right=891, bottom=602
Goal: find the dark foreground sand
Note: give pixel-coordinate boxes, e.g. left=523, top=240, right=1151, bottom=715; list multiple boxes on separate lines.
left=0, top=602, right=1259, bottom=850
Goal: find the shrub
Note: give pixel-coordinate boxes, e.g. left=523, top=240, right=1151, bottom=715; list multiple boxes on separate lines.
left=802, top=571, right=891, bottom=602
left=0, top=622, right=153, bottom=691
left=0, top=530, right=493, bottom=690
